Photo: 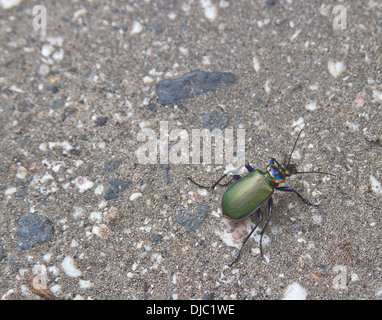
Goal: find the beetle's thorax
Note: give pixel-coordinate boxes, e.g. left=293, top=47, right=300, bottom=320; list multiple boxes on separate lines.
left=266, top=164, right=287, bottom=183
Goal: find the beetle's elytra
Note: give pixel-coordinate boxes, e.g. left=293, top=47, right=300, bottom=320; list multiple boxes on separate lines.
left=189, top=129, right=335, bottom=266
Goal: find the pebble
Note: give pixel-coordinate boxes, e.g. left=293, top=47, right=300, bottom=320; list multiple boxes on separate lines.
left=16, top=166, right=27, bottom=179
left=176, top=206, right=209, bottom=231
left=328, top=61, right=346, bottom=78
left=200, top=0, right=218, bottom=21
left=305, top=101, right=318, bottom=111
left=0, top=0, right=23, bottom=10
left=156, top=71, right=236, bottom=106
left=104, top=178, right=132, bottom=200
left=92, top=224, right=112, bottom=239
left=282, top=282, right=307, bottom=300
left=130, top=192, right=142, bottom=201
left=372, top=89, right=382, bottom=103
left=130, top=21, right=143, bottom=35
left=61, top=256, right=82, bottom=278
left=202, top=111, right=229, bottom=131
left=17, top=214, right=54, bottom=251
left=73, top=176, right=94, bottom=193
left=370, top=175, right=382, bottom=197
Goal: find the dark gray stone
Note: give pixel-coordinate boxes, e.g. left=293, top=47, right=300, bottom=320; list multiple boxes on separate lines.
left=156, top=70, right=236, bottom=106
left=104, top=178, right=132, bottom=200
left=17, top=214, right=54, bottom=251
left=202, top=111, right=229, bottom=131
left=176, top=206, right=209, bottom=231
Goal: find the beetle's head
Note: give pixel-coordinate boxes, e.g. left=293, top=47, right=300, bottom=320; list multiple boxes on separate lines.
left=281, top=129, right=335, bottom=178
left=283, top=163, right=298, bottom=176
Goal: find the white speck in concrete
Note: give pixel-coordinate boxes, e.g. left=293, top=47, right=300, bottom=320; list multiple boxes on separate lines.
left=16, top=166, right=27, bottom=179
left=79, top=279, right=93, bottom=289
left=130, top=21, right=143, bottom=35
left=48, top=141, right=73, bottom=151
left=130, top=192, right=142, bottom=201
left=200, top=0, right=218, bottom=21
left=92, top=224, right=112, bottom=239
left=94, top=184, right=104, bottom=195
left=197, top=188, right=208, bottom=196
left=282, top=282, right=307, bottom=300
left=73, top=9, right=87, bottom=20
left=253, top=56, right=261, bottom=72
left=0, top=0, right=24, bottom=10
left=372, top=89, right=382, bottom=103
left=41, top=44, right=54, bottom=57
left=264, top=79, right=271, bottom=94
left=73, top=176, right=94, bottom=193
left=4, top=187, right=16, bottom=196
left=370, top=175, right=382, bottom=197
left=305, top=101, right=318, bottom=111
left=61, top=256, right=82, bottom=278
left=290, top=29, right=301, bottom=41
left=328, top=60, right=346, bottom=78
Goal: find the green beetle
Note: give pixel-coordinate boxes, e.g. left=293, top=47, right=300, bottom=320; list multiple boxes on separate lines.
left=189, top=129, right=335, bottom=266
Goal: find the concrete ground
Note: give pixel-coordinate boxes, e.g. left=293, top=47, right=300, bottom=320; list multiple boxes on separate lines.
left=0, top=0, right=381, bottom=300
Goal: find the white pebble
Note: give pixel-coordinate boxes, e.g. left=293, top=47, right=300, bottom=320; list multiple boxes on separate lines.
left=305, top=101, right=318, bottom=111
left=370, top=175, right=382, bottom=197
left=16, top=166, right=27, bottom=179
left=201, top=0, right=218, bottom=21
left=372, top=89, right=382, bottom=103
left=73, top=9, right=87, bottom=20
left=130, top=21, right=143, bottom=35
left=290, top=29, right=301, bottom=41
left=264, top=80, right=271, bottom=94
left=73, top=176, right=94, bottom=193
left=4, top=186, right=17, bottom=197
left=197, top=188, right=208, bottom=196
left=282, top=282, right=307, bottom=300
left=41, top=44, right=54, bottom=57
left=61, top=256, right=82, bottom=278
left=52, top=49, right=64, bottom=62
left=328, top=61, right=346, bottom=78
left=130, top=192, right=142, bottom=201
left=253, top=56, right=261, bottom=72
left=0, top=0, right=24, bottom=10
left=79, top=279, right=93, bottom=289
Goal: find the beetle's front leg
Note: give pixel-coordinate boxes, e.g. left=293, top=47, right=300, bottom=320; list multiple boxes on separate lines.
left=275, top=186, right=318, bottom=206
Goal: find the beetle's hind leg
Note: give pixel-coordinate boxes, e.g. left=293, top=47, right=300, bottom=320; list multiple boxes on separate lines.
left=259, top=197, right=273, bottom=258
left=188, top=170, right=241, bottom=189
left=229, top=208, right=263, bottom=267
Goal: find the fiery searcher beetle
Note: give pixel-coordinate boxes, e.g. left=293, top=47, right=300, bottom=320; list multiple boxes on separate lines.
left=188, top=129, right=335, bottom=266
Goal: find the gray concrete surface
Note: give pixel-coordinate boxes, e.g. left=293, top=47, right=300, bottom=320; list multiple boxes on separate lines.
left=0, top=0, right=381, bottom=300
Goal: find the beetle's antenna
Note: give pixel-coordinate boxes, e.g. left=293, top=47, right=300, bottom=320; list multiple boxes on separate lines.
left=296, top=171, right=336, bottom=176
left=287, top=129, right=304, bottom=165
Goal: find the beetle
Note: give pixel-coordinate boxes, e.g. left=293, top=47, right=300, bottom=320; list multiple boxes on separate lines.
left=188, top=129, right=335, bottom=266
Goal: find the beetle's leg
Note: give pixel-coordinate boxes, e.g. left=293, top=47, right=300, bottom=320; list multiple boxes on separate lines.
left=229, top=208, right=263, bottom=267
left=188, top=173, right=238, bottom=189
left=270, top=158, right=282, bottom=167
left=245, top=163, right=255, bottom=172
left=259, top=197, right=273, bottom=258
left=275, top=186, right=318, bottom=206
